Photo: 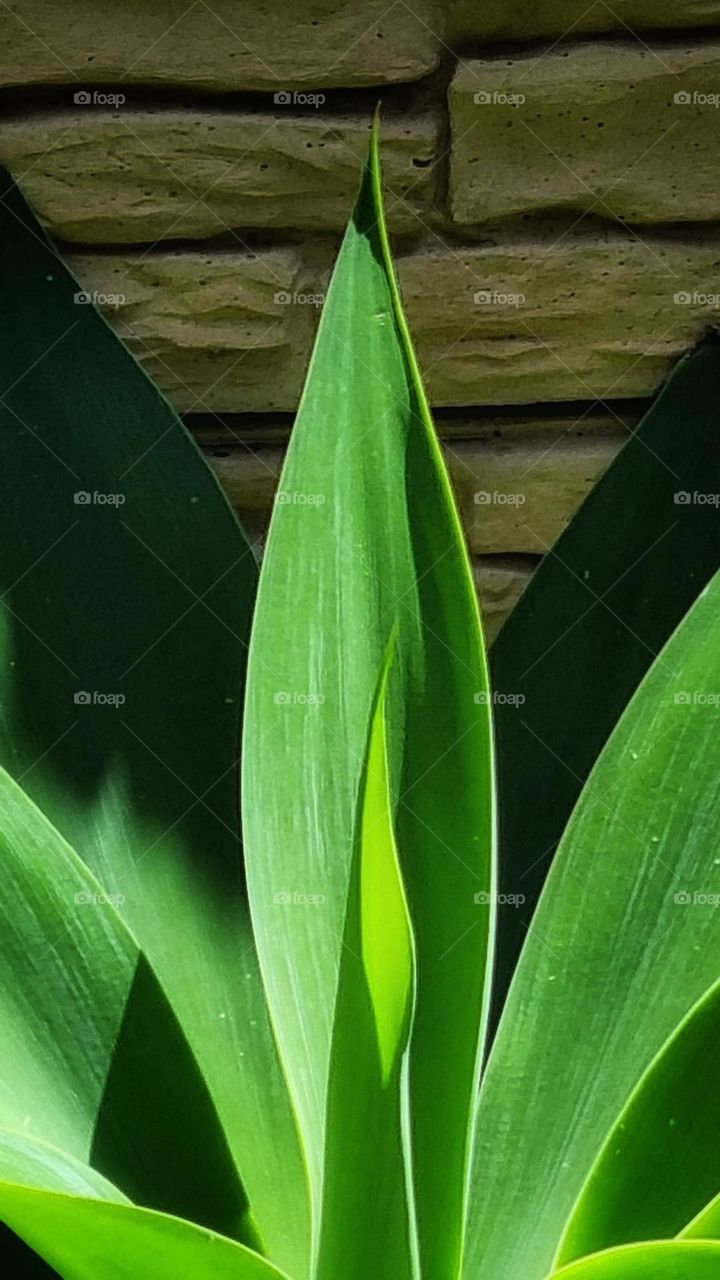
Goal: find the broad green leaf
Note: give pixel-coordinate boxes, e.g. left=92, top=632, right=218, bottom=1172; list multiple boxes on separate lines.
left=0, top=169, right=308, bottom=1272
left=548, top=1240, right=720, bottom=1279
left=556, top=977, right=720, bottom=1263
left=243, top=117, right=494, bottom=1280
left=682, top=1194, right=720, bottom=1239
left=464, top=568, right=720, bottom=1280
left=490, top=336, right=720, bottom=1023
left=316, top=642, right=416, bottom=1280
left=0, top=762, right=247, bottom=1240
left=0, top=1132, right=127, bottom=1202
left=0, top=1185, right=290, bottom=1280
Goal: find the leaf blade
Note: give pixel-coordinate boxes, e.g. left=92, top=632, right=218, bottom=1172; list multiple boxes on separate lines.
left=489, top=338, right=720, bottom=1023
left=243, top=118, right=494, bottom=1279
left=315, top=641, right=416, bottom=1280
left=0, top=168, right=308, bottom=1273
left=465, top=568, right=720, bottom=1280
left=556, top=977, right=720, bottom=1263
left=0, top=1187, right=290, bottom=1280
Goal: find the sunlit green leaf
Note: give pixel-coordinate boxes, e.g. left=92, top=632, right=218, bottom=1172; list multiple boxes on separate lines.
left=464, top=569, right=720, bottom=1280
left=548, top=1240, right=720, bottom=1279
left=0, top=168, right=308, bottom=1273
left=243, top=117, right=494, bottom=1279
left=0, top=762, right=247, bottom=1239
left=316, top=639, right=416, bottom=1280
left=0, top=1185, right=290, bottom=1280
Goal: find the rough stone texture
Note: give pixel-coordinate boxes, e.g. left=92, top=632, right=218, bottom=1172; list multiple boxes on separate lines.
left=68, top=246, right=318, bottom=413
left=472, top=556, right=537, bottom=642
left=190, top=404, right=641, bottom=445
left=0, top=1, right=441, bottom=91
left=69, top=228, right=720, bottom=410
left=0, top=108, right=439, bottom=242
left=201, top=436, right=620, bottom=554
left=445, top=436, right=619, bottom=553
left=449, top=1, right=720, bottom=41
left=450, top=44, right=720, bottom=226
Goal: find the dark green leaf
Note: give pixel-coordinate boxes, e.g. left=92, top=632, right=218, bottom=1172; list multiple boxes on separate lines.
left=0, top=168, right=308, bottom=1274
left=465, top=569, right=720, bottom=1280
left=490, top=338, right=720, bottom=1023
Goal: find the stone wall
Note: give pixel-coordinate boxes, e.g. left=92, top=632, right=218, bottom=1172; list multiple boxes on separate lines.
left=2, top=2, right=716, bottom=633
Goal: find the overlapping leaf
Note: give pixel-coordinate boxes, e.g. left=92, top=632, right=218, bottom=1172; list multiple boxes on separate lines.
left=0, top=1186, right=290, bottom=1280
left=0, top=761, right=246, bottom=1239
left=464, top=568, right=720, bottom=1280
left=490, top=336, right=720, bottom=1022
left=316, top=642, right=416, bottom=1280
left=549, top=1241, right=720, bottom=1279
left=556, top=977, right=720, bottom=1263
left=243, top=119, right=494, bottom=1279
left=0, top=168, right=308, bottom=1273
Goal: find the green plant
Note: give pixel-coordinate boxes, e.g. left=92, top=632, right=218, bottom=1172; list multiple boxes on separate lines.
left=0, top=118, right=719, bottom=1280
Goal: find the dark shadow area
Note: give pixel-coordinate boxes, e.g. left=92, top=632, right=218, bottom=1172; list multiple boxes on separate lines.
left=91, top=955, right=249, bottom=1239
left=0, top=168, right=260, bottom=1250
left=489, top=334, right=720, bottom=1033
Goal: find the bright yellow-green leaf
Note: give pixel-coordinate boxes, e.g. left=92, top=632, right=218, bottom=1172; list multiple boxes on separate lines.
left=315, top=641, right=416, bottom=1280
left=548, top=1240, right=720, bottom=1279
